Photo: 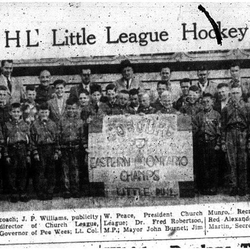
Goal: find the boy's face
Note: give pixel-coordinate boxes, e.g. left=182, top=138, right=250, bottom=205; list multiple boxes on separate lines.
left=55, top=84, right=65, bottom=98
left=231, top=87, right=242, bottom=102
left=202, top=97, right=213, bottom=111
left=67, top=104, right=78, bottom=117
left=106, top=89, right=116, bottom=103
left=130, top=94, right=139, bottom=107
left=161, top=95, right=172, bottom=109
left=122, top=66, right=133, bottom=81
left=217, top=87, right=229, bottom=101
left=79, top=93, right=90, bottom=106
left=141, top=95, right=150, bottom=108
left=197, top=70, right=208, bottom=84
left=180, top=82, right=190, bottom=96
left=0, top=90, right=7, bottom=104
left=27, top=90, right=36, bottom=102
left=230, top=66, right=240, bottom=80
left=160, top=68, right=171, bottom=81
left=11, top=107, right=22, bottom=121
left=39, top=70, right=51, bottom=87
left=119, top=93, right=129, bottom=106
left=91, top=91, right=101, bottom=104
left=188, top=90, right=199, bottom=104
left=157, top=84, right=167, bottom=97
left=39, top=109, right=50, bottom=121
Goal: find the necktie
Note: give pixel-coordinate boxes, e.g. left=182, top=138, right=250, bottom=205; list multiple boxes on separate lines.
left=7, top=78, right=12, bottom=93
left=126, top=80, right=130, bottom=89
left=95, top=103, right=99, bottom=113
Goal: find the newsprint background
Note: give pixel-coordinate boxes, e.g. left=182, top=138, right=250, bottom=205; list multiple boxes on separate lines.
left=1, top=2, right=250, bottom=249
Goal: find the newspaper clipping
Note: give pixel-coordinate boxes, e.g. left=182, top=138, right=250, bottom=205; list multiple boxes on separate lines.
left=1, top=2, right=250, bottom=249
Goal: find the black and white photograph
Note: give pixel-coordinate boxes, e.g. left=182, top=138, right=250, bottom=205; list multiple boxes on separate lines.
left=0, top=2, right=250, bottom=248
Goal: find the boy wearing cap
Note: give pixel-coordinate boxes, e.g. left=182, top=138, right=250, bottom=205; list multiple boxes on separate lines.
left=58, top=98, right=86, bottom=198
left=30, top=103, right=59, bottom=200
left=192, top=93, right=221, bottom=195
left=3, top=102, right=30, bottom=202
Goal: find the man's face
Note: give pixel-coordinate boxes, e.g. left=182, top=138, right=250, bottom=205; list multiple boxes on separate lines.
left=188, top=90, right=199, bottom=104
left=0, top=90, right=7, bottom=104
left=230, top=66, right=240, bottom=80
left=106, top=89, right=116, bottom=103
left=27, top=90, right=36, bottom=102
left=39, top=109, right=50, bottom=121
left=130, top=94, right=139, bottom=107
left=81, top=69, right=91, bottom=85
left=161, top=95, right=172, bottom=109
left=119, top=93, right=129, bottom=106
left=180, top=82, right=190, bottom=96
left=197, top=70, right=208, bottom=84
left=55, top=84, right=65, bottom=98
left=39, top=70, right=51, bottom=87
left=67, top=104, right=78, bottom=117
left=141, top=95, right=150, bottom=108
left=160, top=68, right=171, bottom=81
left=91, top=91, right=101, bottom=104
left=202, top=97, right=213, bottom=111
left=122, top=66, right=134, bottom=81
left=2, top=61, right=13, bottom=78
left=11, top=108, right=22, bottom=121
left=79, top=93, right=90, bottom=106
left=231, top=87, right=242, bottom=102
left=217, top=87, right=229, bottom=101
left=157, top=83, right=167, bottom=97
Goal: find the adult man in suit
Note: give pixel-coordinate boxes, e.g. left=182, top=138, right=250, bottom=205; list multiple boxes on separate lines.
left=114, top=59, right=144, bottom=94
left=35, top=69, right=55, bottom=105
left=69, top=68, right=95, bottom=101
left=0, top=60, right=25, bottom=104
left=193, top=66, right=217, bottom=97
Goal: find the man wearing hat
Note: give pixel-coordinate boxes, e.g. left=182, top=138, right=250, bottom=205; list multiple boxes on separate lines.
left=114, top=59, right=144, bottom=94
left=69, top=68, right=95, bottom=101
left=0, top=60, right=25, bottom=104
